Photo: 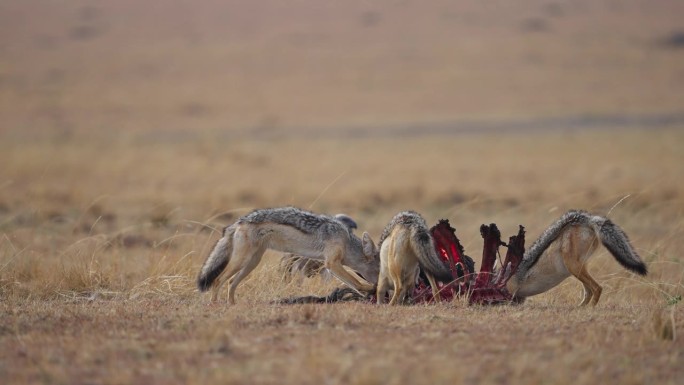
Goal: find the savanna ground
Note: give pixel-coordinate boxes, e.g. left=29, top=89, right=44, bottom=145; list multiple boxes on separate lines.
left=2, top=1, right=684, bottom=384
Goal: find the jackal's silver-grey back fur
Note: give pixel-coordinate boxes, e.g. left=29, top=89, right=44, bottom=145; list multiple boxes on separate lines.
left=279, top=213, right=357, bottom=281
left=197, top=207, right=372, bottom=292
left=237, top=207, right=354, bottom=236
left=516, top=209, right=647, bottom=280
left=378, top=211, right=453, bottom=282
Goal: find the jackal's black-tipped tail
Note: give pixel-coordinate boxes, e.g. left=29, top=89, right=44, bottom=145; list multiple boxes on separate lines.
left=593, top=218, right=648, bottom=276
left=197, top=226, right=235, bottom=291
left=520, top=210, right=648, bottom=277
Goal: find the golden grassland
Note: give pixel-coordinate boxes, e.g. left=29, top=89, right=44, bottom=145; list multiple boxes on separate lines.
left=1, top=129, right=683, bottom=384
left=2, top=0, right=684, bottom=383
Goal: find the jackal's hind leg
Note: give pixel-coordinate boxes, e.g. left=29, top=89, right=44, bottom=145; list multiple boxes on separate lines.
left=212, top=228, right=265, bottom=305
left=211, top=266, right=237, bottom=303
left=388, top=279, right=405, bottom=305
left=562, top=253, right=602, bottom=306
left=226, top=247, right=266, bottom=305
left=376, top=275, right=390, bottom=304
left=210, top=252, right=239, bottom=303
left=575, top=266, right=602, bottom=306
left=561, top=230, right=602, bottom=306
left=580, top=280, right=593, bottom=306
left=585, top=271, right=602, bottom=306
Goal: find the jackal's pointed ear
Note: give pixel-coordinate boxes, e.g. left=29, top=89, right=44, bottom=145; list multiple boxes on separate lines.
left=362, top=232, right=377, bottom=258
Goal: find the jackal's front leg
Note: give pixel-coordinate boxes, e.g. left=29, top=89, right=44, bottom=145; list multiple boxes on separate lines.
left=424, top=272, right=442, bottom=303
left=324, top=248, right=374, bottom=295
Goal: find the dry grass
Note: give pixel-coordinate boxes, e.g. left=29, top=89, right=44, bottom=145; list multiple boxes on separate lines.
left=2, top=129, right=683, bottom=385
left=2, top=0, right=684, bottom=384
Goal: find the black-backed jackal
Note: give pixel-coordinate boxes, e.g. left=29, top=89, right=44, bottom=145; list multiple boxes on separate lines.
left=376, top=211, right=453, bottom=305
left=506, top=210, right=647, bottom=306
left=197, top=207, right=379, bottom=305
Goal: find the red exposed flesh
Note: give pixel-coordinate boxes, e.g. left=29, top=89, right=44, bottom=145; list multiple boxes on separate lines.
left=474, top=224, right=502, bottom=288
left=468, top=224, right=513, bottom=305
left=430, top=220, right=473, bottom=280
left=494, top=225, right=525, bottom=287
left=414, top=220, right=525, bottom=305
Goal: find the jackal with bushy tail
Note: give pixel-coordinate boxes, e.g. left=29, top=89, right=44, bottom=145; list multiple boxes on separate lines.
left=376, top=211, right=453, bottom=305
left=506, top=210, right=647, bottom=306
left=197, top=207, right=379, bottom=305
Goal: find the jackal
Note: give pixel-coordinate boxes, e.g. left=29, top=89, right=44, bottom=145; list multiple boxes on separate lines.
left=197, top=207, right=379, bottom=304
left=506, top=210, right=647, bottom=306
left=376, top=211, right=453, bottom=305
